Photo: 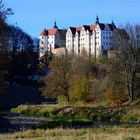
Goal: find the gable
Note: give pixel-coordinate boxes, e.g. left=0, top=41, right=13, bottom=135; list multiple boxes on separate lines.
left=96, top=24, right=101, bottom=30
left=104, top=25, right=111, bottom=31
left=67, top=28, right=72, bottom=35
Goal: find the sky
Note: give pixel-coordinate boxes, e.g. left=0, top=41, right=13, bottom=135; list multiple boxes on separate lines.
left=4, top=0, right=140, bottom=38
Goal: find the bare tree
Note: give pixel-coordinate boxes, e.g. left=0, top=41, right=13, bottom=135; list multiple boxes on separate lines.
left=112, top=24, right=140, bottom=102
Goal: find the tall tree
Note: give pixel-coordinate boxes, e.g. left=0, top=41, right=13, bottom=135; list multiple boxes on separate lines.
left=0, top=0, right=13, bottom=86
left=41, top=55, right=72, bottom=102
left=112, top=24, right=140, bottom=102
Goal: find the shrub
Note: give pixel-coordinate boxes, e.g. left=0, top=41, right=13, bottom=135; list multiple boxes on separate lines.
left=122, top=137, right=135, bottom=140
left=114, top=115, right=122, bottom=123
left=20, top=109, right=30, bottom=115
left=98, top=102, right=107, bottom=108
left=30, top=123, right=37, bottom=130
left=57, top=95, right=68, bottom=105
left=30, top=117, right=92, bottom=129
left=89, top=113, right=97, bottom=120
left=98, top=113, right=111, bottom=122
left=42, top=111, right=50, bottom=117
left=122, top=114, right=138, bottom=123
left=79, top=111, right=88, bottom=118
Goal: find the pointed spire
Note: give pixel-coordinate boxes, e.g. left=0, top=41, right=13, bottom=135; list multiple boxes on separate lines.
left=112, top=20, right=114, bottom=25
left=111, top=20, right=116, bottom=29
left=96, top=15, right=99, bottom=24
left=53, top=20, right=58, bottom=29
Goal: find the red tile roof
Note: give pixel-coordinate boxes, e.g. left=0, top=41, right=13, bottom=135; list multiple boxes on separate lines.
left=40, top=28, right=58, bottom=36
left=90, top=25, right=96, bottom=30
left=76, top=26, right=82, bottom=31
left=40, top=29, right=47, bottom=36
left=48, top=28, right=57, bottom=35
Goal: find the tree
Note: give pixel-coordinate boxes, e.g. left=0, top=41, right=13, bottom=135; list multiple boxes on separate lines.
left=0, top=0, right=13, bottom=21
left=41, top=53, right=94, bottom=103
left=41, top=55, right=72, bottom=102
left=0, top=1, right=13, bottom=87
left=106, top=55, right=127, bottom=104
left=112, top=24, right=140, bottom=102
left=69, top=54, right=92, bottom=102
left=6, top=25, right=38, bottom=83
left=71, top=77, right=90, bottom=101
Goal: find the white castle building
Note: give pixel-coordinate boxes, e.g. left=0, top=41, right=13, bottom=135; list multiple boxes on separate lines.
left=39, top=22, right=66, bottom=58
left=39, top=17, right=116, bottom=58
left=66, top=16, right=116, bottom=57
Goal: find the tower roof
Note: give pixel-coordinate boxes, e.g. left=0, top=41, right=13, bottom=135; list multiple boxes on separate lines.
left=96, top=15, right=99, bottom=24
left=53, top=21, right=58, bottom=29
left=40, top=29, right=47, bottom=36
left=48, top=28, right=58, bottom=35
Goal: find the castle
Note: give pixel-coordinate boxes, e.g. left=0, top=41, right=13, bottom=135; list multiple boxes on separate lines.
left=39, top=16, right=116, bottom=58
left=39, top=21, right=67, bottom=58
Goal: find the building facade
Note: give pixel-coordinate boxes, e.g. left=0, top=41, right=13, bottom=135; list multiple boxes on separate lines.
left=39, top=22, right=66, bottom=58
left=66, top=16, right=116, bottom=57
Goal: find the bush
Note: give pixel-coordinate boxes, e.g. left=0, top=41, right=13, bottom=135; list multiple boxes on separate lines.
left=79, top=111, right=88, bottom=118
left=114, top=115, right=122, bottom=123
left=122, top=137, right=135, bottom=140
left=89, top=113, right=97, bottom=120
left=122, top=114, right=139, bottom=123
left=30, top=117, right=92, bottom=129
left=98, top=113, right=111, bottom=122
left=10, top=107, right=21, bottom=113
left=57, top=95, right=68, bottom=105
left=98, top=102, right=107, bottom=108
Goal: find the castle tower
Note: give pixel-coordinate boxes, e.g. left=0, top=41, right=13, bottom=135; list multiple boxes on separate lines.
left=53, top=20, right=58, bottom=29
left=95, top=15, right=99, bottom=24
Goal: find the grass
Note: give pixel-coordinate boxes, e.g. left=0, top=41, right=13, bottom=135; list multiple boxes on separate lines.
left=30, top=117, right=92, bottom=129
left=3, top=104, right=140, bottom=140
left=122, top=108, right=140, bottom=123
left=10, top=104, right=59, bottom=118
left=0, top=126, right=140, bottom=140
left=10, top=104, right=140, bottom=124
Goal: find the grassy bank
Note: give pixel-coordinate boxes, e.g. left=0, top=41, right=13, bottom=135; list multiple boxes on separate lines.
left=0, top=126, right=140, bottom=140
left=10, top=104, right=140, bottom=124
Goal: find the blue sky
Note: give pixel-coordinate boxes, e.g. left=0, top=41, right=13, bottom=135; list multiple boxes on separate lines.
left=4, top=0, right=140, bottom=38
